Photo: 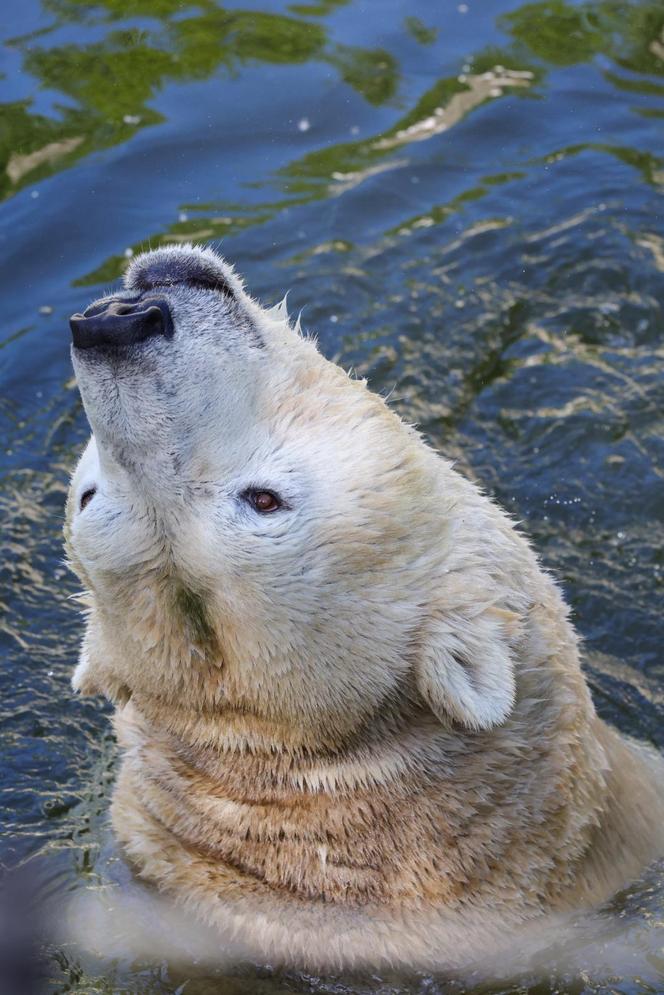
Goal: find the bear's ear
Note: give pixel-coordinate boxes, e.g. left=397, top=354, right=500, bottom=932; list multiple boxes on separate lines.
left=72, top=649, right=132, bottom=706
left=72, top=647, right=102, bottom=696
left=414, top=606, right=521, bottom=731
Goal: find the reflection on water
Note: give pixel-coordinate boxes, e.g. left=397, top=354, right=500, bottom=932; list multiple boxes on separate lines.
left=2, top=0, right=397, bottom=202
left=1, top=0, right=663, bottom=992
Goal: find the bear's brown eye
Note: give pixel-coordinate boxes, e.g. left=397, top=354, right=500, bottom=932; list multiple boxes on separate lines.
left=245, top=489, right=282, bottom=513
left=80, top=487, right=96, bottom=511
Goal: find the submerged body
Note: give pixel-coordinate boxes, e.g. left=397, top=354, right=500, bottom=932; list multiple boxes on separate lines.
left=65, top=245, right=664, bottom=971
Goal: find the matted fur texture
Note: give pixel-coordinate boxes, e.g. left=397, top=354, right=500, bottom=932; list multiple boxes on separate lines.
left=64, top=244, right=664, bottom=972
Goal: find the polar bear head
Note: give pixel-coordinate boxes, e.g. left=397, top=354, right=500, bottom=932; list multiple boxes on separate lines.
left=65, top=245, right=526, bottom=752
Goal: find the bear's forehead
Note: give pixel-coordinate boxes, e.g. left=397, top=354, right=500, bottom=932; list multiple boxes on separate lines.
left=267, top=357, right=392, bottom=431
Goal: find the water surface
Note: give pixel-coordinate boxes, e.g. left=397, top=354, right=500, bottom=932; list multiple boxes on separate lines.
left=1, top=0, right=663, bottom=991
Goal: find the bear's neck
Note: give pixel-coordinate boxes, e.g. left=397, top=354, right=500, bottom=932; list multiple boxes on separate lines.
left=110, top=692, right=612, bottom=914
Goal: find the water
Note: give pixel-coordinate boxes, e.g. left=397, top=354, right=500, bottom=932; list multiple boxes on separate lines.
left=1, top=0, right=663, bottom=990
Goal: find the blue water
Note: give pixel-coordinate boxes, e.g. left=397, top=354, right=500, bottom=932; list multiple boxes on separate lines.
left=1, top=0, right=663, bottom=991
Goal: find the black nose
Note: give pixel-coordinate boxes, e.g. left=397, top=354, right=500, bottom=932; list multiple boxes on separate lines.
left=69, top=296, right=174, bottom=350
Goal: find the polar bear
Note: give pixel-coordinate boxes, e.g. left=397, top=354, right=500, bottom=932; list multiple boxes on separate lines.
left=64, top=244, right=664, bottom=973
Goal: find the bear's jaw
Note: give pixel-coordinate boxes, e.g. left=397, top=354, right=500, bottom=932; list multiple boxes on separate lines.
left=77, top=569, right=419, bottom=754
left=72, top=563, right=228, bottom=709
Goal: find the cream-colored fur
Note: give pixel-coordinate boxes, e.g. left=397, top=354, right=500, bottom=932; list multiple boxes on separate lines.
left=64, top=244, right=664, bottom=972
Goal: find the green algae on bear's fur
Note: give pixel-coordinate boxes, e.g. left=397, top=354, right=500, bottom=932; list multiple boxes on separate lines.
left=174, top=585, right=218, bottom=652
